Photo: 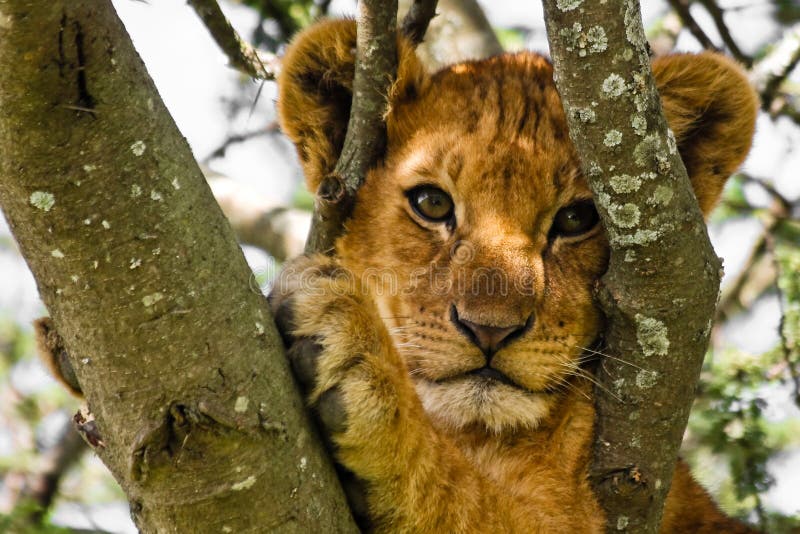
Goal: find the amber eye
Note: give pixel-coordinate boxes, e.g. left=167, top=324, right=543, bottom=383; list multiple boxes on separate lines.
left=549, top=200, right=599, bottom=238
left=407, top=186, right=454, bottom=223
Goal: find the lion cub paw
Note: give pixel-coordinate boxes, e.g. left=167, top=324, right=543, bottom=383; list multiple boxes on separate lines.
left=268, top=255, right=404, bottom=447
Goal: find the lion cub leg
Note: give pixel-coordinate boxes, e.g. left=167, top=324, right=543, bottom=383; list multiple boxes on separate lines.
left=269, top=256, right=504, bottom=532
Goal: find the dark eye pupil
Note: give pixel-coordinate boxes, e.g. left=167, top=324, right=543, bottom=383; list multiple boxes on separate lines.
left=409, top=187, right=454, bottom=222
left=561, top=210, right=581, bottom=229
left=551, top=201, right=599, bottom=238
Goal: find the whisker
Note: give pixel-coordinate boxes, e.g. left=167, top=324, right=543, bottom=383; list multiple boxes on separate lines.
left=563, top=382, right=592, bottom=401
left=379, top=315, right=415, bottom=321
left=573, top=345, right=647, bottom=371
left=546, top=375, right=591, bottom=401
left=565, top=367, right=624, bottom=403
left=388, top=324, right=419, bottom=331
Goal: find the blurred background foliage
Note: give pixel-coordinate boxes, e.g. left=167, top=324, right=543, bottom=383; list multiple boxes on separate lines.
left=1, top=0, right=799, bottom=532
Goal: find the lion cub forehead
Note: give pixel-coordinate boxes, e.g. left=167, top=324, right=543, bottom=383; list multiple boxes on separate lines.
left=389, top=52, right=579, bottom=182
left=393, top=52, right=571, bottom=147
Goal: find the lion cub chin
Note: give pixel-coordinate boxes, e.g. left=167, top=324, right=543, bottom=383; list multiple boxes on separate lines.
left=413, top=376, right=554, bottom=433
left=272, top=19, right=758, bottom=533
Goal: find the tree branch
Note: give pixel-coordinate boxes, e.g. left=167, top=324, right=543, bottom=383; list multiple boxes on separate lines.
left=400, top=0, right=438, bottom=46
left=543, top=2, right=725, bottom=532
left=201, top=122, right=280, bottom=163
left=0, top=2, right=356, bottom=531
left=666, top=0, right=719, bottom=51
left=16, top=422, right=86, bottom=524
left=209, top=175, right=310, bottom=261
left=767, top=229, right=800, bottom=407
left=715, top=235, right=774, bottom=324
left=697, top=0, right=751, bottom=66
left=319, top=0, right=333, bottom=16
left=304, top=0, right=399, bottom=254
left=754, top=23, right=800, bottom=111
left=400, top=0, right=502, bottom=70
left=188, top=0, right=279, bottom=80
left=717, top=174, right=796, bottom=324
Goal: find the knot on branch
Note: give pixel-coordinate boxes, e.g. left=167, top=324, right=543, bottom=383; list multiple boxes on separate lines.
left=129, top=398, right=273, bottom=483
left=74, top=408, right=105, bottom=449
left=318, top=173, right=347, bottom=204
left=590, top=464, right=649, bottom=498
left=130, top=403, right=200, bottom=483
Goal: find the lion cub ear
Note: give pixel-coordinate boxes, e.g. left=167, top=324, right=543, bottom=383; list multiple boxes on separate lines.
left=652, top=53, right=758, bottom=216
left=34, top=317, right=83, bottom=398
left=278, top=19, right=429, bottom=193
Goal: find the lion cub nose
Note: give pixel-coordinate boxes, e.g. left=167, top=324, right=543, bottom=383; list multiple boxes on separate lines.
left=451, top=307, right=532, bottom=356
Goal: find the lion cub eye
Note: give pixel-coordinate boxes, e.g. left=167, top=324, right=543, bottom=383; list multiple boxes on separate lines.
left=549, top=200, right=599, bottom=238
left=407, top=186, right=454, bottom=223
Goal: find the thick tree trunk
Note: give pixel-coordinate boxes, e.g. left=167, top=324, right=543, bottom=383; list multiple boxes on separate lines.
left=542, top=2, right=722, bottom=533
left=0, top=2, right=356, bottom=532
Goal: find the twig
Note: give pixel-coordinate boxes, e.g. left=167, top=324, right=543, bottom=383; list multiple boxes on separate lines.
left=318, top=0, right=333, bottom=16
left=740, top=174, right=793, bottom=217
left=400, top=0, right=439, bottom=46
left=201, top=122, right=280, bottom=163
left=765, top=230, right=800, bottom=407
left=717, top=174, right=793, bottom=323
left=762, top=49, right=800, bottom=111
left=188, top=0, right=278, bottom=80
left=666, top=0, right=719, bottom=51
left=752, top=23, right=800, bottom=112
left=304, top=0, right=399, bottom=254
left=715, top=174, right=800, bottom=407
left=773, top=99, right=800, bottom=126
left=401, top=0, right=502, bottom=70
left=697, top=0, right=751, bottom=66
left=18, top=421, right=86, bottom=523
left=208, top=175, right=310, bottom=261
left=716, top=233, right=773, bottom=324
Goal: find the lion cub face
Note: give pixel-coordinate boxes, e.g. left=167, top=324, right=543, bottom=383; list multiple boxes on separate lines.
left=340, top=56, right=608, bottom=432
left=278, top=20, right=757, bottom=435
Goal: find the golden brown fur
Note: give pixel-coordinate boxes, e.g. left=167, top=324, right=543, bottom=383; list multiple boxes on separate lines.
left=274, top=19, right=758, bottom=532
left=34, top=316, right=83, bottom=397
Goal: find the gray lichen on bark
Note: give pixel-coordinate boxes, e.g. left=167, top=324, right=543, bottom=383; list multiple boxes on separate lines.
left=542, top=1, right=723, bottom=532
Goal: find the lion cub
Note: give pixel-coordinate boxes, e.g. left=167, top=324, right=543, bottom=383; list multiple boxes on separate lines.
left=272, top=19, right=758, bottom=533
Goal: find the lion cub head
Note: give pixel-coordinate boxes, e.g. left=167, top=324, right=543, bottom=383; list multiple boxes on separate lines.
left=278, top=20, right=757, bottom=433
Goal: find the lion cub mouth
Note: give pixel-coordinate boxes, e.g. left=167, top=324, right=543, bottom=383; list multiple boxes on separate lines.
left=431, top=366, right=535, bottom=394
left=467, top=367, right=517, bottom=388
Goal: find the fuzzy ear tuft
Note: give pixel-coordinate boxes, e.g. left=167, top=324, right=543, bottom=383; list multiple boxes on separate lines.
left=277, top=19, right=428, bottom=193
left=653, top=53, right=758, bottom=215
left=34, top=317, right=83, bottom=398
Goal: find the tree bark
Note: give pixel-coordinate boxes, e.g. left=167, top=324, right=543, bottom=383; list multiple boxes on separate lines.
left=0, top=2, right=356, bottom=532
left=542, top=2, right=722, bottom=533
left=188, top=0, right=279, bottom=81
left=400, top=0, right=439, bottom=47
left=304, top=0, right=399, bottom=254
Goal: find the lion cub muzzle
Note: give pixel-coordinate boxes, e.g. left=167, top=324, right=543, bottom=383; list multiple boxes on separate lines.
left=450, top=304, right=533, bottom=358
